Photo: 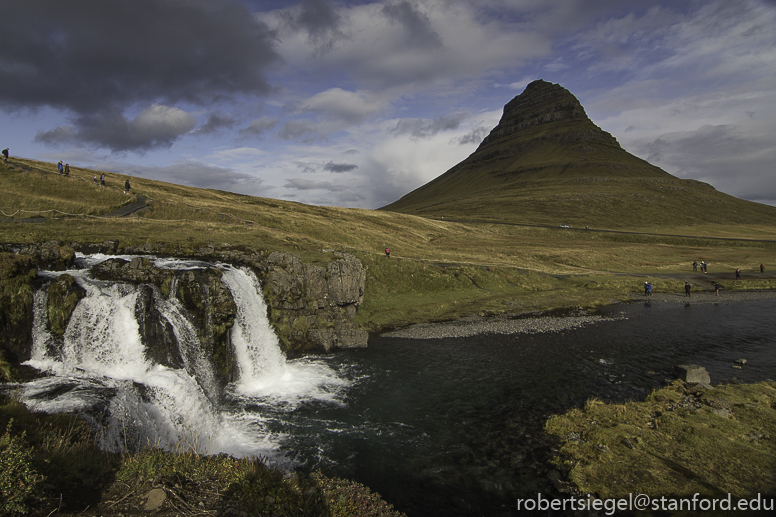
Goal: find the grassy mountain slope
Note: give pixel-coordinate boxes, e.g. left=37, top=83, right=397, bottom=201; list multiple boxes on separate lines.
left=2, top=156, right=776, bottom=331
left=381, top=80, right=776, bottom=229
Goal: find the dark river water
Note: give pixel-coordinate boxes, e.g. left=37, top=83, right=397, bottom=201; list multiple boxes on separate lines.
left=258, top=298, right=776, bottom=516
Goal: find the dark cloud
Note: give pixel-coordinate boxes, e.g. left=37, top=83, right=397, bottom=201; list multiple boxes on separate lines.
left=392, top=113, right=468, bottom=139
left=279, top=0, right=344, bottom=51
left=34, top=105, right=196, bottom=152
left=382, top=1, right=442, bottom=48
left=195, top=113, right=237, bottom=135
left=455, top=125, right=489, bottom=145
left=323, top=161, right=358, bottom=173
left=0, top=0, right=279, bottom=115
left=239, top=117, right=278, bottom=136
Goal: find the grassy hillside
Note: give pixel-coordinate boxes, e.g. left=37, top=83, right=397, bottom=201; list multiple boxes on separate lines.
left=2, top=157, right=776, bottom=331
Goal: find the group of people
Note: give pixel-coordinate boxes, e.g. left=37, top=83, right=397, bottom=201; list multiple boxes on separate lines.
left=57, top=161, right=71, bottom=175
left=89, top=172, right=131, bottom=192
left=692, top=261, right=709, bottom=273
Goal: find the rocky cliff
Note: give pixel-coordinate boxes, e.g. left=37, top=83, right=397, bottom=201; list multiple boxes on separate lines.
left=0, top=240, right=368, bottom=370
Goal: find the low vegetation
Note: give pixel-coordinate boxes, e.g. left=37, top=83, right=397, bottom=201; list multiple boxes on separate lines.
left=545, top=381, right=776, bottom=507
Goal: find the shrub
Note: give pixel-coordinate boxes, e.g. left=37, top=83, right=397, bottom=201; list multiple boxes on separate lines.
left=0, top=421, right=45, bottom=515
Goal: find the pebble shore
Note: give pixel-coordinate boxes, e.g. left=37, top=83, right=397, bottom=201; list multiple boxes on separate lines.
left=381, top=290, right=776, bottom=340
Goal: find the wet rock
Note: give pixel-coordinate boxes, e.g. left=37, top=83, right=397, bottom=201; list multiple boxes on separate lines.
left=47, top=273, right=85, bottom=336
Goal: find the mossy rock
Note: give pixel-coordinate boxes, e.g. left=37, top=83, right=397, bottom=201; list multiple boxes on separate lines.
left=47, top=274, right=85, bottom=336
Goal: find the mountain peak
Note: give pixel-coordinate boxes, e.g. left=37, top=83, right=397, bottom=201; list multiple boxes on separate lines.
left=476, top=79, right=620, bottom=154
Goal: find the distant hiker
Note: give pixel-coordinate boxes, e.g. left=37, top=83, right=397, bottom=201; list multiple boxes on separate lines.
left=2, top=148, right=8, bottom=162
left=64, top=163, right=70, bottom=176
left=124, top=179, right=131, bottom=192
left=692, top=261, right=697, bottom=272
left=761, top=263, right=765, bottom=273
left=735, top=268, right=741, bottom=280
left=705, top=262, right=709, bottom=273
left=714, top=282, right=720, bottom=296
left=100, top=173, right=105, bottom=186
left=57, top=161, right=63, bottom=174
left=684, top=282, right=691, bottom=297
left=93, top=175, right=98, bottom=184
left=644, top=281, right=653, bottom=296
left=385, top=247, right=390, bottom=258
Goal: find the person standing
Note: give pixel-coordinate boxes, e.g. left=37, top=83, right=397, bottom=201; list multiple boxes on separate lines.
left=692, top=261, right=697, bottom=272
left=735, top=268, right=741, bottom=280
left=761, top=263, right=765, bottom=273
left=64, top=163, right=70, bottom=176
left=684, top=282, right=691, bottom=297
left=124, top=179, right=131, bottom=192
left=57, top=161, right=63, bottom=174
left=714, top=282, right=720, bottom=296
left=100, top=173, right=105, bottom=186
left=385, top=247, right=390, bottom=258
left=2, top=148, right=8, bottom=162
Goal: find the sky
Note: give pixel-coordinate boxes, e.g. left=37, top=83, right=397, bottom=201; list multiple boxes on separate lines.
left=1, top=0, right=775, bottom=208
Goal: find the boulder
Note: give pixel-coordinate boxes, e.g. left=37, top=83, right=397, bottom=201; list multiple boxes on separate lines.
left=675, top=364, right=711, bottom=385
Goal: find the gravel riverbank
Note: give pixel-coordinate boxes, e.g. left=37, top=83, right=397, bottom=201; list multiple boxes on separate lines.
left=381, top=289, right=776, bottom=340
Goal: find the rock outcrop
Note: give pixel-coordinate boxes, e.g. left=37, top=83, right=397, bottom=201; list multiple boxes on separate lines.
left=1, top=241, right=368, bottom=367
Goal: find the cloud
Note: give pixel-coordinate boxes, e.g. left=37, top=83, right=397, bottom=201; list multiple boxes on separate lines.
left=0, top=0, right=278, bottom=115
left=284, top=178, right=350, bottom=191
left=392, top=113, right=468, bottom=139
left=323, top=161, right=358, bottom=173
left=114, top=160, right=264, bottom=194
left=454, top=125, right=489, bottom=145
left=290, top=88, right=389, bottom=124
left=195, top=113, right=237, bottom=135
left=35, top=104, right=196, bottom=152
left=240, top=117, right=278, bottom=136
left=382, top=1, right=442, bottom=48
left=279, top=0, right=345, bottom=52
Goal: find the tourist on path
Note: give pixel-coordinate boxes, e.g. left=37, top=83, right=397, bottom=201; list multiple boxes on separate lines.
left=761, top=263, right=765, bottom=273
left=57, top=161, right=63, bottom=174
left=685, top=282, right=691, bottom=297
left=644, top=281, right=653, bottom=296
left=100, top=173, right=105, bottom=186
left=714, top=282, right=720, bottom=296
left=124, top=179, right=131, bottom=192
left=93, top=175, right=98, bottom=184
left=385, top=247, right=390, bottom=258
left=2, top=148, right=8, bottom=162
left=735, top=268, right=741, bottom=280
left=692, top=261, right=697, bottom=272
left=64, top=163, right=70, bottom=176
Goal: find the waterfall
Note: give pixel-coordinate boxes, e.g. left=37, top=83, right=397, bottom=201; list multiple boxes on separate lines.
left=16, top=256, right=351, bottom=460
left=220, top=266, right=351, bottom=406
left=219, top=267, right=286, bottom=392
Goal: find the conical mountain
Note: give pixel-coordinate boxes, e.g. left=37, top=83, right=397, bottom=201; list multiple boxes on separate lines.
left=381, top=80, right=776, bottom=228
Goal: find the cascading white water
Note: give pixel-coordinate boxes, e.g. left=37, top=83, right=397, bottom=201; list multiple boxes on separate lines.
left=220, top=266, right=352, bottom=406
left=220, top=267, right=286, bottom=387
left=18, top=256, right=352, bottom=460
